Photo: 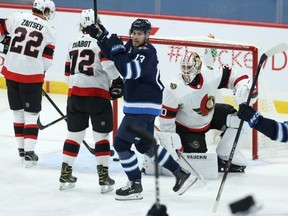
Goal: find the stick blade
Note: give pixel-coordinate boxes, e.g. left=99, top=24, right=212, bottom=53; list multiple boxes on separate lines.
left=37, top=117, right=45, bottom=130
left=265, top=43, right=288, bottom=58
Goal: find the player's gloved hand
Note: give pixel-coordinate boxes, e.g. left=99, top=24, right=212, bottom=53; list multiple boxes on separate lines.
left=109, top=76, right=124, bottom=100
left=106, top=34, right=125, bottom=56
left=89, top=23, right=109, bottom=42
left=237, top=103, right=262, bottom=127
left=147, top=204, right=168, bottom=216
left=1, top=35, right=11, bottom=54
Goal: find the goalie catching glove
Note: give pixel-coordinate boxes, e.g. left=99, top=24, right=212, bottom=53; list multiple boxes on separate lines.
left=109, top=76, right=124, bottom=100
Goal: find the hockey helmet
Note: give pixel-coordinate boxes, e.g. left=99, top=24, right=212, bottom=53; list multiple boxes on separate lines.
left=129, top=19, right=151, bottom=35
left=80, top=9, right=95, bottom=30
left=180, top=52, right=202, bottom=84
left=33, top=0, right=55, bottom=20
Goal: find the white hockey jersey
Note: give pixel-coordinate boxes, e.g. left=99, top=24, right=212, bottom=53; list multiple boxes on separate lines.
left=1, top=12, right=56, bottom=83
left=159, top=65, right=249, bottom=132
left=65, top=33, right=119, bottom=99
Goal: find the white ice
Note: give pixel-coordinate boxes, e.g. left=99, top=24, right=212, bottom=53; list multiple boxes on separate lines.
left=1, top=89, right=288, bottom=216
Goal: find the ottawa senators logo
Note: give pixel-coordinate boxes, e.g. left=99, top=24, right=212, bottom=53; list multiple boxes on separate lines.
left=193, top=94, right=215, bottom=116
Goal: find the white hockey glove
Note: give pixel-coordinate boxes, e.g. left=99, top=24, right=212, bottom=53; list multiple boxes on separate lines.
left=234, top=81, right=258, bottom=105
left=154, top=131, right=182, bottom=160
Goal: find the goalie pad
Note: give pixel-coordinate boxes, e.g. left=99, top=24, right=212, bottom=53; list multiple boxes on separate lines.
left=142, top=152, right=218, bottom=180
left=154, top=131, right=182, bottom=160
left=216, top=114, right=250, bottom=166
left=216, top=127, right=249, bottom=166
left=178, top=152, right=218, bottom=180
left=226, top=113, right=249, bottom=129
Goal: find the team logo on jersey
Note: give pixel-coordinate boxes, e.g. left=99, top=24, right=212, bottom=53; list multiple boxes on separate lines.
left=193, top=94, right=215, bottom=116
left=170, top=83, right=177, bottom=90
left=188, top=141, right=200, bottom=149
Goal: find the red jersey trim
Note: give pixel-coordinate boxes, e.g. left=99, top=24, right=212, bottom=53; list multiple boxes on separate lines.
left=68, top=86, right=109, bottom=99
left=1, top=66, right=44, bottom=83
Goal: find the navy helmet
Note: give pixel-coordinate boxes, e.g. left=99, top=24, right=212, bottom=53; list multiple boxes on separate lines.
left=129, top=19, right=151, bottom=35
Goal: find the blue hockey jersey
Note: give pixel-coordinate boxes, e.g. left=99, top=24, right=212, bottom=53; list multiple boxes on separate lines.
left=111, top=40, right=164, bottom=116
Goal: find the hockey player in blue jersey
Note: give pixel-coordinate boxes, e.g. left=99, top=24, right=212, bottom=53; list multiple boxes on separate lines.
left=89, top=18, right=198, bottom=201
left=238, top=103, right=288, bottom=142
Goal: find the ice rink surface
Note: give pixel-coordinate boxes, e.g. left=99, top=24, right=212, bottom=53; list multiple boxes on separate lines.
left=1, top=89, right=288, bottom=216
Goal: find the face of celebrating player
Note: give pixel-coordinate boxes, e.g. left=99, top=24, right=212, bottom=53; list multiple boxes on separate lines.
left=131, top=30, right=147, bottom=48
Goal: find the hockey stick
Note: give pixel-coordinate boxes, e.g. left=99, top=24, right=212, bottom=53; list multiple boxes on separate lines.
left=127, top=124, right=160, bottom=208
left=93, top=0, right=97, bottom=22
left=41, top=89, right=96, bottom=155
left=176, top=151, right=206, bottom=186
left=213, top=43, right=288, bottom=213
left=154, top=125, right=206, bottom=185
left=37, top=115, right=67, bottom=130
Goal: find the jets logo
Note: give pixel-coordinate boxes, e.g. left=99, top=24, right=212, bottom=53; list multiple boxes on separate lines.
left=193, top=94, right=215, bottom=116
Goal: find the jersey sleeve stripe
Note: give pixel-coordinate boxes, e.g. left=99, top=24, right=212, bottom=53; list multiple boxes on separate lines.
left=43, top=44, right=55, bottom=59
left=233, top=74, right=249, bottom=87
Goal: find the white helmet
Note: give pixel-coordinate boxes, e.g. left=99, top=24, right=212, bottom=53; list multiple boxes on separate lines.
left=80, top=9, right=95, bottom=30
left=180, top=52, right=202, bottom=84
left=33, top=0, right=55, bottom=20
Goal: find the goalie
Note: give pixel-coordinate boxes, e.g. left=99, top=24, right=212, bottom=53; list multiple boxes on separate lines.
left=157, top=51, right=257, bottom=173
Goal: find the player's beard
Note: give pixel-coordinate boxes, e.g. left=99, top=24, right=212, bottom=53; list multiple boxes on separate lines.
left=132, top=38, right=147, bottom=48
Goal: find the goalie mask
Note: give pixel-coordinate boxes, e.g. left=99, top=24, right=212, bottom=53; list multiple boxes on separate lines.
left=180, top=52, right=202, bottom=85
left=33, top=0, right=55, bottom=20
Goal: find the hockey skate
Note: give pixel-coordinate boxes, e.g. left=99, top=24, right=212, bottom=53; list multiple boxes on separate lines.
left=59, top=162, right=77, bottom=190
left=115, top=181, right=143, bottom=201
left=24, top=151, right=38, bottom=168
left=173, top=167, right=197, bottom=196
left=218, top=157, right=246, bottom=173
left=97, top=165, right=115, bottom=193
left=18, top=148, right=25, bottom=157
left=18, top=148, right=25, bottom=163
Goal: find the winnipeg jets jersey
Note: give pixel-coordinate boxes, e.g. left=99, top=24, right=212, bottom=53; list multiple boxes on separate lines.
left=159, top=65, right=249, bottom=132
left=0, top=12, right=56, bottom=83
left=65, top=34, right=119, bottom=98
left=111, top=40, right=164, bottom=116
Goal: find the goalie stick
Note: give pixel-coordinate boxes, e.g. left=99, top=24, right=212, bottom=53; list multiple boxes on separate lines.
left=213, top=43, right=288, bottom=213
left=41, top=89, right=96, bottom=155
